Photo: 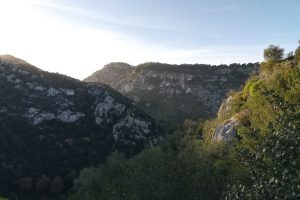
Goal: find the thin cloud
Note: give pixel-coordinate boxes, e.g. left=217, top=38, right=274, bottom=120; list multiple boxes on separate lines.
left=26, top=0, right=219, bottom=38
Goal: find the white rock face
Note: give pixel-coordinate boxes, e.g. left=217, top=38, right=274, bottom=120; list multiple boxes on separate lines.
left=28, top=107, right=40, bottom=115
left=40, top=113, right=56, bottom=120
left=57, top=110, right=85, bottom=123
left=112, top=113, right=151, bottom=141
left=101, top=65, right=256, bottom=122
left=25, top=108, right=84, bottom=124
left=213, top=118, right=239, bottom=142
left=94, top=96, right=114, bottom=124
left=47, top=88, right=60, bottom=96
left=34, top=85, right=47, bottom=91
left=25, top=108, right=56, bottom=124
left=60, top=88, right=75, bottom=96
left=94, top=95, right=126, bottom=125
left=32, top=113, right=56, bottom=125
left=123, top=84, right=134, bottom=93
left=119, top=71, right=197, bottom=98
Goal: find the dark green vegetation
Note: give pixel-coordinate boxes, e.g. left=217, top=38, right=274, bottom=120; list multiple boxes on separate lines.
left=0, top=56, right=161, bottom=199
left=70, top=43, right=300, bottom=200
left=85, top=62, right=258, bottom=129
left=263, top=45, right=284, bottom=62
left=222, top=44, right=300, bottom=199
left=69, top=119, right=233, bottom=200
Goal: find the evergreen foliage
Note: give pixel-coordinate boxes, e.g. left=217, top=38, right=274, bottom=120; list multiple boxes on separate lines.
left=70, top=128, right=234, bottom=200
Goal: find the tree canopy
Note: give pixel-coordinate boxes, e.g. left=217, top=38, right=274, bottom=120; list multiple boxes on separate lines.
left=264, top=45, right=284, bottom=62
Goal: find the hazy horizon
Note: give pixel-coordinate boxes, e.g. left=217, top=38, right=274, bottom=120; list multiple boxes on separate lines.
left=0, top=0, right=299, bottom=79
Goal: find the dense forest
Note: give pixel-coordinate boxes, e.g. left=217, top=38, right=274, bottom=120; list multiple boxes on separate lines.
left=68, top=43, right=300, bottom=200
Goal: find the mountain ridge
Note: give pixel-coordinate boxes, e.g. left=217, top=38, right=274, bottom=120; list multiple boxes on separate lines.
left=0, top=55, right=162, bottom=198
left=85, top=62, right=259, bottom=127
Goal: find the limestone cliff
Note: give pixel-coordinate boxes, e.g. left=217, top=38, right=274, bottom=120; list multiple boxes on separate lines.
left=85, top=62, right=259, bottom=127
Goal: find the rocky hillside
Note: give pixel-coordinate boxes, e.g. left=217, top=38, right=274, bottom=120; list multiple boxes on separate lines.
left=207, top=44, right=300, bottom=199
left=85, top=62, right=132, bottom=85
left=0, top=55, right=161, bottom=198
left=85, top=62, right=259, bottom=127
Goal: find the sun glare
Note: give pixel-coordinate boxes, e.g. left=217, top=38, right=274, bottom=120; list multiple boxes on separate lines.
left=0, top=0, right=127, bottom=79
left=0, top=0, right=187, bottom=79
left=0, top=0, right=264, bottom=80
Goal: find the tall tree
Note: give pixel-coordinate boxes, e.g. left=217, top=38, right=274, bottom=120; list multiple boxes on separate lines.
left=264, top=45, right=284, bottom=62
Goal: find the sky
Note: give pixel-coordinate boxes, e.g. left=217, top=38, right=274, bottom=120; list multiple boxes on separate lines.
left=0, top=0, right=299, bottom=80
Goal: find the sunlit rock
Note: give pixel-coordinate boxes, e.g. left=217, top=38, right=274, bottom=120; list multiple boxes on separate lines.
left=47, top=87, right=60, bottom=96
left=213, top=118, right=239, bottom=142
left=57, top=110, right=85, bottom=123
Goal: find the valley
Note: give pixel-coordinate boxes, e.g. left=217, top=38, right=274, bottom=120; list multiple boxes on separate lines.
left=0, top=43, right=300, bottom=200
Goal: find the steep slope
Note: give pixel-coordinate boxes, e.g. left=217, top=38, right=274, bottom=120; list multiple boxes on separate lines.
left=207, top=46, right=300, bottom=199
left=85, top=62, right=259, bottom=127
left=0, top=55, right=161, bottom=198
left=84, top=62, right=132, bottom=85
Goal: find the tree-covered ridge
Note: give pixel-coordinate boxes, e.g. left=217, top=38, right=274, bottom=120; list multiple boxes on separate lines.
left=71, top=43, right=300, bottom=200
left=135, top=62, right=257, bottom=72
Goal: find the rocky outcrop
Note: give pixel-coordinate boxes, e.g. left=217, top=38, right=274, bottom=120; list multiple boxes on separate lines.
left=213, top=95, right=251, bottom=142
left=0, top=55, right=162, bottom=196
left=213, top=118, right=239, bottom=142
left=85, top=62, right=259, bottom=126
left=84, top=62, right=132, bottom=86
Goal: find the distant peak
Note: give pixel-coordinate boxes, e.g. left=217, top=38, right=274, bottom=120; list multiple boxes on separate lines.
left=0, top=54, right=41, bottom=72
left=0, top=54, right=27, bottom=64
left=105, top=62, right=132, bottom=69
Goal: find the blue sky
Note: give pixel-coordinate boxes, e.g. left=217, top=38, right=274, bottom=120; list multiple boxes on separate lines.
left=0, top=0, right=299, bottom=79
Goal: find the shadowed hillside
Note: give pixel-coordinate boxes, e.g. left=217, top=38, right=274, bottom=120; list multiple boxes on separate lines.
left=0, top=55, right=162, bottom=199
